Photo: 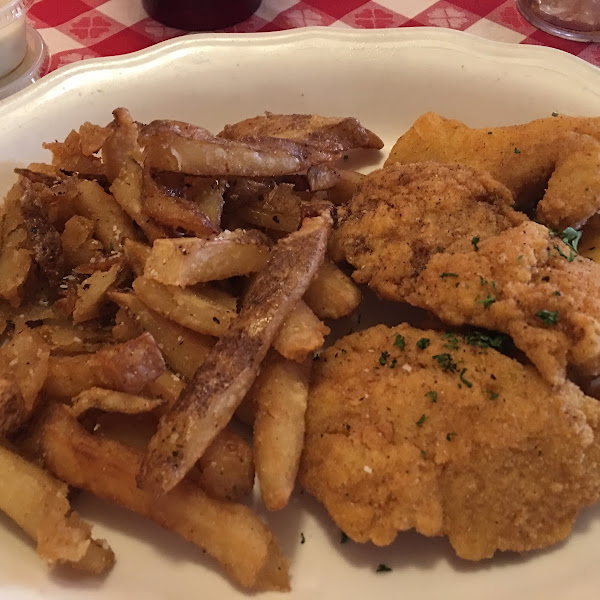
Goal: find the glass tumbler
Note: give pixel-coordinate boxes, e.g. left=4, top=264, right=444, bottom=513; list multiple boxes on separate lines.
left=517, top=0, right=600, bottom=42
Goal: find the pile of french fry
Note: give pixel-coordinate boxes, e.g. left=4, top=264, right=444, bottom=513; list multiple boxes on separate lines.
left=0, top=108, right=381, bottom=590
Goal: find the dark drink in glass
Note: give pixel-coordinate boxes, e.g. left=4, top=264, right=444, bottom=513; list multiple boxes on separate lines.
left=143, top=0, right=262, bottom=31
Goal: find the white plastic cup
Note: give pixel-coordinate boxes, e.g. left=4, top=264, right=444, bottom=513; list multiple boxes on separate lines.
left=0, top=0, right=32, bottom=78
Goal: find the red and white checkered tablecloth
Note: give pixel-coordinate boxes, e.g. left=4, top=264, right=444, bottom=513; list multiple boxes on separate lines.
left=28, top=0, right=600, bottom=73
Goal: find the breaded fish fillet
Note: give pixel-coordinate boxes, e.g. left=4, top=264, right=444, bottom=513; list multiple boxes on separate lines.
left=334, top=162, right=600, bottom=385
left=299, top=324, right=600, bottom=560
left=386, top=112, right=600, bottom=229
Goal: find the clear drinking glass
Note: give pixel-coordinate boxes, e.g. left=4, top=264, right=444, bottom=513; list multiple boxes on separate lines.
left=517, top=0, right=600, bottom=41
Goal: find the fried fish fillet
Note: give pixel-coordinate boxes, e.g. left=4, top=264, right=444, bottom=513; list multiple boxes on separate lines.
left=299, top=324, right=600, bottom=560
left=386, top=112, right=600, bottom=229
left=334, top=162, right=600, bottom=384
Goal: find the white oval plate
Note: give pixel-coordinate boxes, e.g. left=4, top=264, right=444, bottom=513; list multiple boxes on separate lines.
left=0, top=27, right=599, bottom=600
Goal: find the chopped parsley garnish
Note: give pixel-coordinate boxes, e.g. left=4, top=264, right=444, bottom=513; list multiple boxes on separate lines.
left=340, top=531, right=349, bottom=544
left=433, top=353, right=458, bottom=372
left=535, top=309, right=559, bottom=325
left=553, top=244, right=576, bottom=262
left=487, top=131, right=493, bottom=135
left=446, top=432, right=457, bottom=441
left=416, top=414, right=427, bottom=427
left=479, top=275, right=487, bottom=286
left=463, top=330, right=507, bottom=351
left=389, top=358, right=398, bottom=369
left=477, top=294, right=496, bottom=309
left=518, top=254, right=523, bottom=261
left=471, top=236, right=480, bottom=251
left=394, top=334, right=406, bottom=350
left=421, top=449, right=427, bottom=459
left=492, top=280, right=498, bottom=292
left=440, top=272, right=459, bottom=278
left=300, top=533, right=305, bottom=544
left=376, top=564, right=392, bottom=573
left=560, top=227, right=582, bottom=251
left=436, top=246, right=444, bottom=253
left=416, top=337, right=430, bottom=350
left=553, top=290, right=561, bottom=296
left=488, top=390, right=499, bottom=400
left=443, top=333, right=459, bottom=350
left=426, top=390, right=437, bottom=403
left=459, top=368, right=473, bottom=388
left=379, top=351, right=389, bottom=366
left=514, top=147, right=521, bottom=154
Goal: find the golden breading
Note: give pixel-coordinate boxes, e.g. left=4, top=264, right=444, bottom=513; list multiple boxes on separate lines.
left=335, top=162, right=600, bottom=385
left=300, top=324, right=600, bottom=560
left=386, top=112, right=600, bottom=229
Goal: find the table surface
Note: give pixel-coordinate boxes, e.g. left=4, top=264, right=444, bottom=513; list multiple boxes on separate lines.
left=28, top=0, right=600, bottom=73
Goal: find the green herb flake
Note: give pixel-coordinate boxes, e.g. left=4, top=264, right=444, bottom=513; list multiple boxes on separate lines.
left=416, top=337, right=430, bottom=350
left=471, top=236, right=480, bottom=251
left=421, top=449, right=427, bottom=459
left=446, top=432, right=457, bottom=441
left=488, top=390, right=499, bottom=400
left=378, top=351, right=389, bottom=366
left=553, top=244, right=576, bottom=262
left=554, top=290, right=561, bottom=296
left=426, top=390, right=438, bottom=403
left=394, top=334, right=406, bottom=351
left=440, top=272, right=459, bottom=278
left=389, top=358, right=398, bottom=369
left=477, top=294, right=496, bottom=309
left=487, top=131, right=493, bottom=135
left=514, top=147, right=521, bottom=154
left=376, top=564, right=392, bottom=573
left=300, top=533, right=305, bottom=544
left=340, top=531, right=349, bottom=544
left=535, top=309, right=559, bottom=326
left=479, top=275, right=487, bottom=286
left=463, top=330, right=507, bottom=351
left=436, top=246, right=444, bottom=253
left=518, top=254, right=523, bottom=261
left=459, top=368, right=473, bottom=388
left=443, top=333, right=459, bottom=350
left=416, top=414, right=427, bottom=428
left=433, top=353, right=458, bottom=373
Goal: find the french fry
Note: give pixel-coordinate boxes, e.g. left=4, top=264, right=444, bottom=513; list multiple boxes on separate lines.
left=143, top=370, right=184, bottom=409
left=43, top=128, right=106, bottom=176
left=73, top=262, right=121, bottom=323
left=141, top=118, right=335, bottom=177
left=112, top=306, right=142, bottom=342
left=110, top=159, right=171, bottom=241
left=0, top=443, right=114, bottom=573
left=123, top=238, right=151, bottom=276
left=143, top=231, right=270, bottom=286
left=61, top=215, right=103, bottom=267
left=138, top=212, right=331, bottom=495
left=326, top=169, right=365, bottom=205
left=132, top=277, right=236, bottom=337
left=0, top=378, right=25, bottom=435
left=304, top=259, right=361, bottom=319
left=0, top=247, right=31, bottom=307
left=35, top=323, right=113, bottom=354
left=43, top=333, right=165, bottom=398
left=142, top=168, right=218, bottom=236
left=237, top=184, right=302, bottom=233
left=73, top=179, right=138, bottom=251
left=42, top=406, right=289, bottom=591
left=251, top=354, right=311, bottom=511
left=70, top=387, right=165, bottom=418
left=580, top=213, right=600, bottom=262
left=192, top=427, right=255, bottom=502
left=273, top=300, right=329, bottom=362
left=186, top=177, right=225, bottom=230
left=109, top=292, right=213, bottom=378
left=101, top=108, right=142, bottom=183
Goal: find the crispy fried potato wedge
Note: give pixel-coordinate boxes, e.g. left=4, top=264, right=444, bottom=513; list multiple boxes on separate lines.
left=219, top=113, right=384, bottom=152
left=186, top=177, right=225, bottom=230
left=143, top=230, right=270, bottom=286
left=123, top=238, right=151, bottom=276
left=42, top=406, right=289, bottom=591
left=132, top=277, right=236, bottom=337
left=236, top=184, right=302, bottom=233
left=61, top=215, right=103, bottom=267
left=0, top=378, right=25, bottom=435
left=35, top=323, right=113, bottom=355
left=0, top=443, right=114, bottom=572
left=70, top=387, right=165, bottom=418
left=101, top=108, right=143, bottom=183
left=0, top=247, right=31, bottom=307
left=193, top=428, right=255, bottom=502
left=252, top=354, right=311, bottom=511
left=73, top=179, right=138, bottom=252
left=44, top=333, right=165, bottom=398
left=110, top=159, right=171, bottom=241
left=141, top=119, right=336, bottom=177
left=73, top=262, right=121, bottom=323
left=273, top=300, right=329, bottom=362
left=43, top=127, right=106, bottom=176
left=109, top=292, right=213, bottom=379
left=142, top=169, right=217, bottom=237
left=138, top=212, right=331, bottom=495
left=304, top=259, right=361, bottom=319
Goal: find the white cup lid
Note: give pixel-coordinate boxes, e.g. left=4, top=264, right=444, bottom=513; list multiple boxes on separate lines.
left=0, top=25, right=48, bottom=100
left=0, top=0, right=33, bottom=26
